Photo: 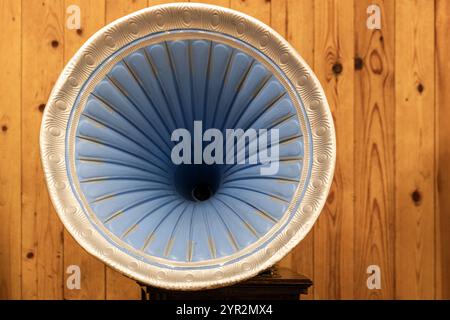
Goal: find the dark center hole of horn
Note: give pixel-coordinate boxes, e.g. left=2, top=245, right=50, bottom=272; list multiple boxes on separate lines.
left=192, top=183, right=213, bottom=202
left=174, top=164, right=222, bottom=202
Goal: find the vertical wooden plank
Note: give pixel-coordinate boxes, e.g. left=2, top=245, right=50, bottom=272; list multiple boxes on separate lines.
left=105, top=268, right=141, bottom=300
left=103, top=0, right=148, bottom=300
left=0, top=0, right=22, bottom=300
left=436, top=0, right=450, bottom=301
left=314, top=0, right=354, bottom=300
left=147, top=0, right=184, bottom=6
left=354, top=0, right=395, bottom=299
left=270, top=0, right=286, bottom=36
left=194, top=0, right=230, bottom=7
left=22, top=0, right=65, bottom=299
left=395, top=0, right=435, bottom=300
left=281, top=0, right=316, bottom=300
left=230, top=0, right=270, bottom=26
left=106, top=0, right=147, bottom=22
left=63, top=0, right=106, bottom=300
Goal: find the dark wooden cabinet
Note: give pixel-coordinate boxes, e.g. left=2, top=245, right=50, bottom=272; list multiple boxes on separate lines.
left=140, top=267, right=312, bottom=300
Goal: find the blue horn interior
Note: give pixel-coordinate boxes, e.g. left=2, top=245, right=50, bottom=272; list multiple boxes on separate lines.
left=74, top=38, right=304, bottom=263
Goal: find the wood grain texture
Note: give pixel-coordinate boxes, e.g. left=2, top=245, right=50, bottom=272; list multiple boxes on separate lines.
left=21, top=0, right=65, bottom=299
left=105, top=0, right=147, bottom=23
left=0, top=0, right=448, bottom=300
left=194, top=0, right=230, bottom=7
left=435, top=0, right=450, bottom=300
left=231, top=0, right=270, bottom=26
left=354, top=0, right=395, bottom=299
left=395, top=0, right=435, bottom=300
left=270, top=0, right=286, bottom=37
left=63, top=0, right=106, bottom=300
left=105, top=268, right=140, bottom=300
left=0, top=0, right=22, bottom=300
left=313, top=0, right=354, bottom=300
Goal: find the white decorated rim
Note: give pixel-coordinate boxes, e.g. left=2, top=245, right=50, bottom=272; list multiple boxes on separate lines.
left=40, top=3, right=335, bottom=290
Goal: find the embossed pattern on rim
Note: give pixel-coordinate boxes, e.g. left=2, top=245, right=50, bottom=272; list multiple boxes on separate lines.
left=40, top=3, right=336, bottom=290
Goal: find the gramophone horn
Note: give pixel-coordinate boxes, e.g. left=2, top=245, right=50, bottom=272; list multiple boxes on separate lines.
left=40, top=3, right=335, bottom=290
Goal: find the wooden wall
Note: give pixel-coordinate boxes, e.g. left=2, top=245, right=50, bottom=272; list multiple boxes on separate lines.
left=0, top=0, right=449, bottom=300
